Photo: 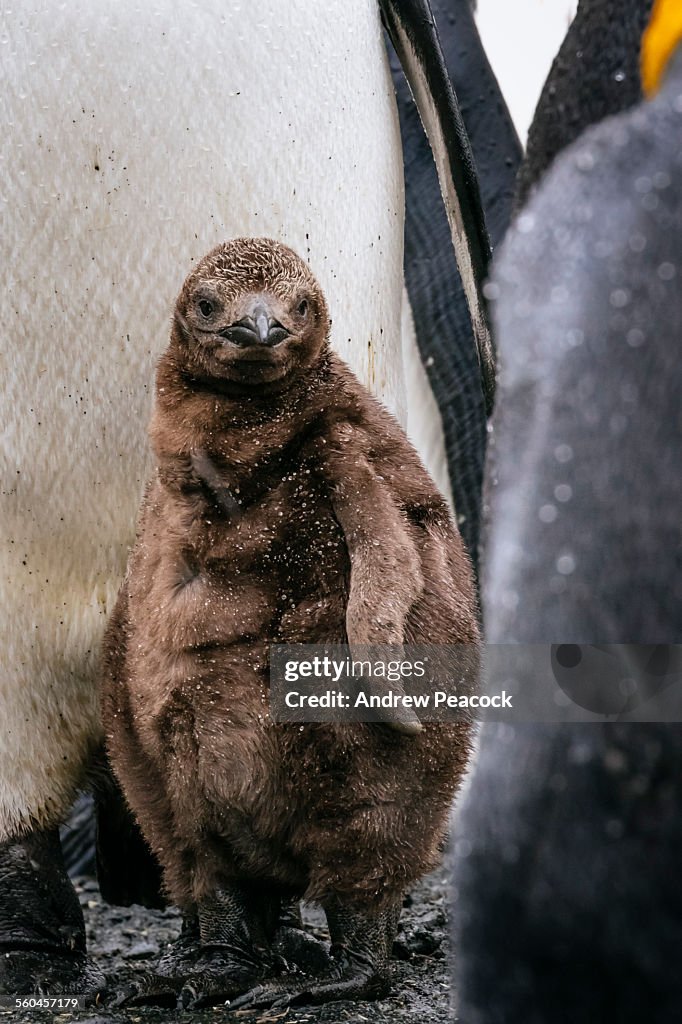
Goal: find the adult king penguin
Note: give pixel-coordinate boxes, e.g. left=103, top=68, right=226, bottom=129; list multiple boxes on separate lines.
left=0, top=0, right=491, bottom=996
left=452, top=1, right=682, bottom=1020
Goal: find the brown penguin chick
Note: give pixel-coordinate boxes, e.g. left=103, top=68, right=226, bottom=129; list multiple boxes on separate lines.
left=101, top=238, right=479, bottom=1010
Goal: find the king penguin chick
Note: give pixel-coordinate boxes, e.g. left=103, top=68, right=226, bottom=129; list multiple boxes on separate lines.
left=101, top=237, right=479, bottom=1010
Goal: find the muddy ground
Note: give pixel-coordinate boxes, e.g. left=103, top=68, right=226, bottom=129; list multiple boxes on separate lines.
left=1, top=866, right=456, bottom=1024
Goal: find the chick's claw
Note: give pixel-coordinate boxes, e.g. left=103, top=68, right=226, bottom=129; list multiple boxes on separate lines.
left=229, top=965, right=390, bottom=1010
left=110, top=973, right=182, bottom=1009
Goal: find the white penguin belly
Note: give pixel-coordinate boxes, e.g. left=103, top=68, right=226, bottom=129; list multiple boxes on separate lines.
left=0, top=0, right=443, bottom=836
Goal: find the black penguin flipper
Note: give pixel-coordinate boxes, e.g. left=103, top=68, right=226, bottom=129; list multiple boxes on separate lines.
left=380, top=0, right=495, bottom=414
left=390, top=0, right=521, bottom=569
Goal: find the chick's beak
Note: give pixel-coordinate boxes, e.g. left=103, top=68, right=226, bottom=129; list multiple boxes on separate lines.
left=220, top=302, right=290, bottom=348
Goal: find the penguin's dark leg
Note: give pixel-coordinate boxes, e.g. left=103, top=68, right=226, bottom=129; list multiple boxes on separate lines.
left=0, top=827, right=105, bottom=998
left=230, top=896, right=401, bottom=1009
left=113, top=911, right=202, bottom=1008
left=272, top=898, right=331, bottom=975
left=177, top=883, right=280, bottom=1009
left=117, top=894, right=331, bottom=1009
left=118, top=884, right=273, bottom=1009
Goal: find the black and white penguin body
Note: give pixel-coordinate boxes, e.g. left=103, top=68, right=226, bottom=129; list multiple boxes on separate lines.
left=0, top=0, right=493, bottom=994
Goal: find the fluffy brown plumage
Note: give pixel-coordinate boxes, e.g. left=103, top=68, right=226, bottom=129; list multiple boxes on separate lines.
left=100, top=238, right=479, bottom=1008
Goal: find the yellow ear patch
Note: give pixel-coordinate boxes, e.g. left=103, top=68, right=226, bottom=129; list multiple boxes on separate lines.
left=642, top=0, right=682, bottom=96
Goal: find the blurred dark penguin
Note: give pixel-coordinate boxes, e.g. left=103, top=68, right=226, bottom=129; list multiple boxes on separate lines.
left=516, top=0, right=655, bottom=210
left=452, top=3, right=682, bottom=1021
left=101, top=239, right=479, bottom=1010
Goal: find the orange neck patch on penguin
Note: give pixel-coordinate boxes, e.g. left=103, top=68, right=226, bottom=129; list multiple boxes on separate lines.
left=641, top=0, right=682, bottom=96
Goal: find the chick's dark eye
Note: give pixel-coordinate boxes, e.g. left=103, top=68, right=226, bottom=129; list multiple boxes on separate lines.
left=198, top=299, right=214, bottom=318
left=297, top=299, right=309, bottom=318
